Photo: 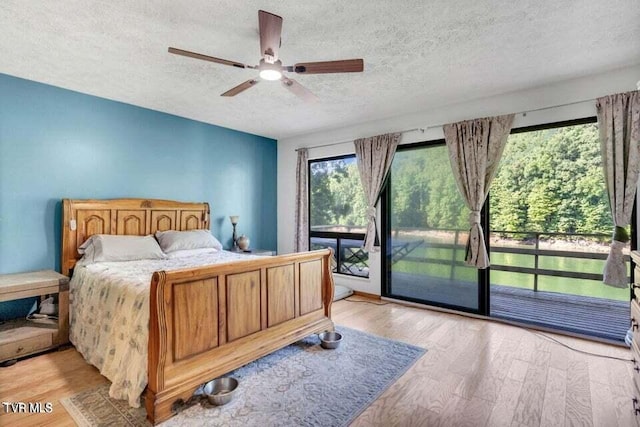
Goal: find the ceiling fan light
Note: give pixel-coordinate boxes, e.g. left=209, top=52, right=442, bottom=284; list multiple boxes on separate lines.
left=259, top=69, right=282, bottom=81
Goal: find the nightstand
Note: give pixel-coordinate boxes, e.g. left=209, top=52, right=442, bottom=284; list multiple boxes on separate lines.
left=0, top=270, right=69, bottom=364
left=229, top=248, right=276, bottom=256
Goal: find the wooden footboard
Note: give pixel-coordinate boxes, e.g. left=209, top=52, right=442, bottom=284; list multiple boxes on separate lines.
left=145, top=249, right=335, bottom=424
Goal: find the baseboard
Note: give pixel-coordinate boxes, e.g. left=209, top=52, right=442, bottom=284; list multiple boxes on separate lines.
left=352, top=291, right=381, bottom=300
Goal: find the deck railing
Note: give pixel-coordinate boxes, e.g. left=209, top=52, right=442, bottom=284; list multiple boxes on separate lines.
left=311, top=225, right=631, bottom=289
left=392, top=228, right=630, bottom=291
left=489, top=230, right=629, bottom=291
left=309, top=232, right=368, bottom=277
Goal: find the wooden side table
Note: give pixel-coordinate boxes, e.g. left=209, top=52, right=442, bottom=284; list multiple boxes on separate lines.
left=0, top=270, right=69, bottom=364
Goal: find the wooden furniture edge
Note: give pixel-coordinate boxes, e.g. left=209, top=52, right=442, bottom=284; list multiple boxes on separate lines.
left=0, top=270, right=70, bottom=361
left=146, top=316, right=333, bottom=423
left=0, top=270, right=69, bottom=301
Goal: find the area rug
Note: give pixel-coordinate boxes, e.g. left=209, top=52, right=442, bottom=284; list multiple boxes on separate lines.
left=61, top=326, right=425, bottom=426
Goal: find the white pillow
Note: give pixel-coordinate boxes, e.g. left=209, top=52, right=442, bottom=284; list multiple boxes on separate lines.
left=78, top=234, right=166, bottom=264
left=166, top=248, right=218, bottom=259
left=155, top=230, right=223, bottom=253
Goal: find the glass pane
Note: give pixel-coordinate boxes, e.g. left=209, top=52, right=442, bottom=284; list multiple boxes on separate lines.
left=310, top=237, right=337, bottom=273
left=387, top=144, right=479, bottom=310
left=537, top=276, right=628, bottom=299
left=489, top=122, right=628, bottom=341
left=309, top=156, right=367, bottom=234
left=310, top=236, right=369, bottom=277
left=340, top=238, right=369, bottom=277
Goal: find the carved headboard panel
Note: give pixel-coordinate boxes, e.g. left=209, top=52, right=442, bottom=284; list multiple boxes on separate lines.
left=61, top=198, right=210, bottom=275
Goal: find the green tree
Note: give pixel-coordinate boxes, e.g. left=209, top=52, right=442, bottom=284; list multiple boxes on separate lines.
left=313, top=123, right=612, bottom=238
left=390, top=146, right=467, bottom=230
left=310, top=158, right=367, bottom=230
left=490, top=123, right=612, bottom=234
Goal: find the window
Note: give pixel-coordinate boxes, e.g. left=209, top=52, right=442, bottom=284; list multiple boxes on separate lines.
left=309, top=155, right=369, bottom=277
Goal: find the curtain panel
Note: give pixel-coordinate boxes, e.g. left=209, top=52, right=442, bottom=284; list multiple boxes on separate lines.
left=443, top=114, right=515, bottom=269
left=354, top=132, right=401, bottom=252
left=597, top=91, right=640, bottom=287
left=294, top=148, right=309, bottom=252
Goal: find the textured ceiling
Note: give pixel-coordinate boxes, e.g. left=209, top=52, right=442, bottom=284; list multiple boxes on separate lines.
left=1, top=1, right=639, bottom=139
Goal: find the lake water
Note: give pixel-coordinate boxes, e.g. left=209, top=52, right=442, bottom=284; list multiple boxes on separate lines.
left=393, top=245, right=629, bottom=302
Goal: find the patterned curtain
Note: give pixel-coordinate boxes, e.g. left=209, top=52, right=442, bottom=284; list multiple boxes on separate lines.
left=354, top=133, right=401, bottom=252
left=294, top=148, right=309, bottom=252
left=597, top=91, right=640, bottom=287
left=443, top=114, right=515, bottom=268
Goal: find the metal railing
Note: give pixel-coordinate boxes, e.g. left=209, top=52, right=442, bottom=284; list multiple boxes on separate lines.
left=310, top=233, right=369, bottom=277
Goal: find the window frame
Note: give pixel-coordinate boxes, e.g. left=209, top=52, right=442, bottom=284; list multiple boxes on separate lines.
left=307, top=154, right=369, bottom=278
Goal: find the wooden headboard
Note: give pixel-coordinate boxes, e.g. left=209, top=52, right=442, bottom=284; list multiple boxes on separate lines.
left=61, top=198, right=210, bottom=275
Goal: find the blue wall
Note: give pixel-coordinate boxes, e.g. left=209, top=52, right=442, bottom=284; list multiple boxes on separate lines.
left=0, top=73, right=277, bottom=319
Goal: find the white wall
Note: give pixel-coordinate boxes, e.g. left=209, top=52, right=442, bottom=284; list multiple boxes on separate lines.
left=278, top=65, right=640, bottom=295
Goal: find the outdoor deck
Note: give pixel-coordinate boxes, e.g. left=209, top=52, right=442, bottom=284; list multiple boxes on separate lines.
left=390, top=272, right=629, bottom=342
left=491, top=285, right=629, bottom=342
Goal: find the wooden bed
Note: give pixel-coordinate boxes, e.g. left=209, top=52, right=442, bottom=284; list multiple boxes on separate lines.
left=61, top=198, right=335, bottom=424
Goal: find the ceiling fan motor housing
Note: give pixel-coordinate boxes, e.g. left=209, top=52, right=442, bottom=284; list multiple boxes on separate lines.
left=259, top=59, right=282, bottom=72
left=263, top=50, right=277, bottom=64
left=258, top=59, right=283, bottom=81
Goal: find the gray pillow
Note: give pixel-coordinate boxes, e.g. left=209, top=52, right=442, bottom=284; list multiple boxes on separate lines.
left=155, top=230, right=223, bottom=253
left=78, top=234, right=167, bottom=264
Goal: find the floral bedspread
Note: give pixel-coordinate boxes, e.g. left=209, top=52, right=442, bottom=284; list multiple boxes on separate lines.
left=70, top=250, right=258, bottom=407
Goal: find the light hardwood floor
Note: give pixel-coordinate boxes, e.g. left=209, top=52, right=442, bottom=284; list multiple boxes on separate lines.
left=0, top=296, right=636, bottom=426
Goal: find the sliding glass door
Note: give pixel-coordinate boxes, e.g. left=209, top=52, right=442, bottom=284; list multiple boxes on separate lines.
left=383, top=141, right=486, bottom=313
left=382, top=119, right=630, bottom=341
left=488, top=119, right=629, bottom=341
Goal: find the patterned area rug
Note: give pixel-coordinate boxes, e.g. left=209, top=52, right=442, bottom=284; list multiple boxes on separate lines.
left=61, top=326, right=425, bottom=426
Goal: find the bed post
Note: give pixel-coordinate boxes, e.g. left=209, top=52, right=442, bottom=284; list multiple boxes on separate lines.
left=324, top=249, right=335, bottom=319
left=146, top=271, right=164, bottom=424
left=61, top=199, right=72, bottom=276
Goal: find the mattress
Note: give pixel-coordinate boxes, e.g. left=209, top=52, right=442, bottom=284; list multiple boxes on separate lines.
left=69, top=250, right=258, bottom=407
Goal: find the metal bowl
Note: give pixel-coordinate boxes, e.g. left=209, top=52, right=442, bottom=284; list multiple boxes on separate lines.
left=203, top=377, right=238, bottom=406
left=318, top=331, right=343, bottom=349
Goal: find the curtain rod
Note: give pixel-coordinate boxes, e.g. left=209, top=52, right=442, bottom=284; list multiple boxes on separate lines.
left=294, top=97, right=597, bottom=152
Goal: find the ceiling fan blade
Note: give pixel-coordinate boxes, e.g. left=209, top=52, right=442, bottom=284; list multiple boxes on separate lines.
left=292, top=59, right=364, bottom=74
left=258, top=10, right=283, bottom=61
left=168, top=47, right=250, bottom=69
left=221, top=79, right=259, bottom=97
left=281, top=77, right=318, bottom=102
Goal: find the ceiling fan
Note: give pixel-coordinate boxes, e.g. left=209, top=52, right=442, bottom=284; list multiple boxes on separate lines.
left=168, top=10, right=364, bottom=101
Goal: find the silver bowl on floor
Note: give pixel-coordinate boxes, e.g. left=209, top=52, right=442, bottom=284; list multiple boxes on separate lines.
left=203, top=377, right=239, bottom=406
left=319, top=331, right=343, bottom=349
